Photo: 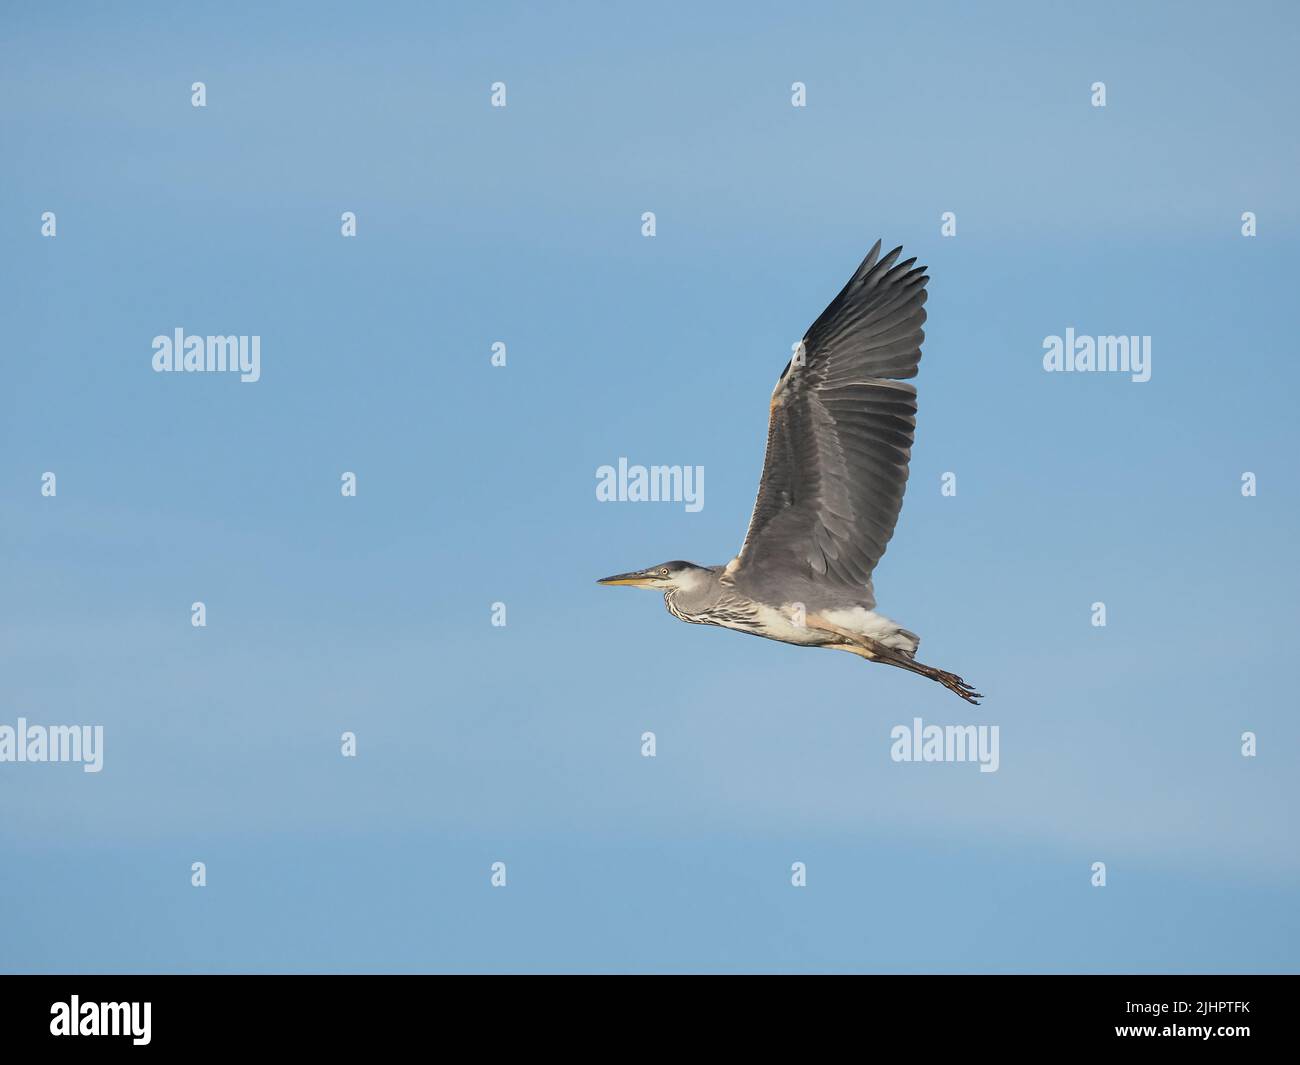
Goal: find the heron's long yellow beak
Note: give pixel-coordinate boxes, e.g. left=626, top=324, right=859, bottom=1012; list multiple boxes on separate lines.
left=597, top=570, right=660, bottom=588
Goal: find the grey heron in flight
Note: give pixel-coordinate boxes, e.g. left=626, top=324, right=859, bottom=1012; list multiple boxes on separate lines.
left=598, top=241, right=980, bottom=704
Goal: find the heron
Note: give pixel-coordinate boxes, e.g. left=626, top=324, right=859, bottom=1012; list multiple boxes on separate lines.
left=598, top=241, right=980, bottom=704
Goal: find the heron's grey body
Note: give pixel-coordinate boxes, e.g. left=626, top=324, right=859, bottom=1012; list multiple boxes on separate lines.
left=661, top=564, right=914, bottom=650
left=599, top=241, right=980, bottom=703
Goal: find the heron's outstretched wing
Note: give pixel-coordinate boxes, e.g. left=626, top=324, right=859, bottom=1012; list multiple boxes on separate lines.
left=730, top=241, right=927, bottom=607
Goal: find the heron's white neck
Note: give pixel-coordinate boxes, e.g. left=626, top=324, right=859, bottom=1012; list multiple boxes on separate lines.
left=670, top=566, right=713, bottom=593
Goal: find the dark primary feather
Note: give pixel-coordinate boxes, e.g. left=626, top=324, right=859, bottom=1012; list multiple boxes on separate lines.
left=731, top=241, right=928, bottom=608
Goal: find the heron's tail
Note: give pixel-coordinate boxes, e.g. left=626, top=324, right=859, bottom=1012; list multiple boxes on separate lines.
left=891, top=627, right=921, bottom=657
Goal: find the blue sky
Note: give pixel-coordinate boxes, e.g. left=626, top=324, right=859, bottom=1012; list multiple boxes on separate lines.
left=1, top=1, right=1297, bottom=972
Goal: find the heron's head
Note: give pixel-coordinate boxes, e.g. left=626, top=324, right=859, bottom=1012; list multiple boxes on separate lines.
left=597, top=560, right=708, bottom=591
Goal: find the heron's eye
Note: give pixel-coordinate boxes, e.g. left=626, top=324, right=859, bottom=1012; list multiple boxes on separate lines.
left=659, top=568, right=669, bottom=576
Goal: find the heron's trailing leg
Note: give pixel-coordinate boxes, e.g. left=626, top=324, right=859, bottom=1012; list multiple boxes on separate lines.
left=826, top=637, right=982, bottom=705
left=895, top=657, right=981, bottom=705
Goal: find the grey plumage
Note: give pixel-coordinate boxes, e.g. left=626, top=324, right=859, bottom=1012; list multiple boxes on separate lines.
left=599, top=242, right=980, bottom=704
left=731, top=239, right=924, bottom=611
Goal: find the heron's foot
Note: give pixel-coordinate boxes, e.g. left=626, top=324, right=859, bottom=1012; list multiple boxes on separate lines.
left=934, top=670, right=981, bottom=705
